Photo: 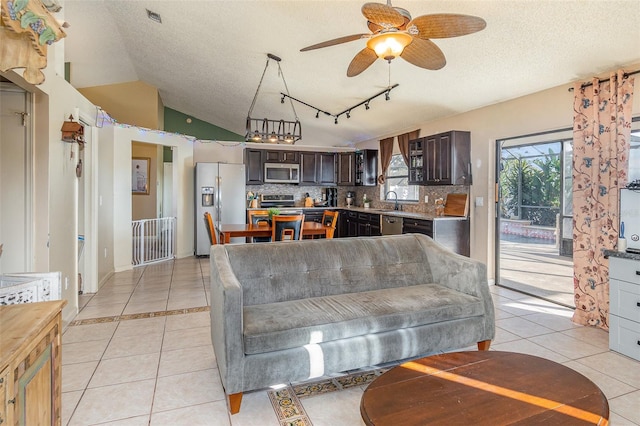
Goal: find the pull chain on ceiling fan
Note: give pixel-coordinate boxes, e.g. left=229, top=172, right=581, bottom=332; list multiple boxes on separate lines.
left=300, top=1, right=486, bottom=77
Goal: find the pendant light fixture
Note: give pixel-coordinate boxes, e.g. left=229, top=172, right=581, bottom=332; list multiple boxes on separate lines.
left=246, top=54, right=302, bottom=144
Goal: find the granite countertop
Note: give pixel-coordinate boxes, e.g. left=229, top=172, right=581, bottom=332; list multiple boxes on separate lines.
left=247, top=206, right=467, bottom=221
left=604, top=249, right=640, bottom=261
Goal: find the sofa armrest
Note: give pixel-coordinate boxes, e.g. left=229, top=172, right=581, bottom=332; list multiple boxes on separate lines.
left=210, top=245, right=244, bottom=394
left=416, top=235, right=495, bottom=339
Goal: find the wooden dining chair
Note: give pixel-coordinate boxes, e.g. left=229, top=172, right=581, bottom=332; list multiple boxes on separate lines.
left=247, top=210, right=271, bottom=242
left=204, top=212, right=217, bottom=245
left=321, top=210, right=339, bottom=239
left=272, top=214, right=305, bottom=241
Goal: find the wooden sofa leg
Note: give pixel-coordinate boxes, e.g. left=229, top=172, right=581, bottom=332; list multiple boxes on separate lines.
left=477, top=340, right=491, bottom=351
left=228, top=392, right=243, bottom=414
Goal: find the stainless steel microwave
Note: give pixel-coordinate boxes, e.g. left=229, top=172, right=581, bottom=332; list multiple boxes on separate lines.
left=264, top=162, right=300, bottom=184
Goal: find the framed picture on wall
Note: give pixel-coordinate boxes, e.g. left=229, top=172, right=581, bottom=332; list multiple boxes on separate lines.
left=132, top=157, right=150, bottom=195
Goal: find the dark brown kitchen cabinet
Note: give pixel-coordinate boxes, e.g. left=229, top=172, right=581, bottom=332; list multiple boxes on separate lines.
left=338, top=152, right=355, bottom=186
left=424, top=131, right=471, bottom=185
left=244, top=149, right=264, bottom=184
left=300, top=152, right=336, bottom=185
left=408, top=139, right=424, bottom=184
left=409, top=131, right=471, bottom=186
left=265, top=150, right=298, bottom=163
left=341, top=210, right=358, bottom=237
left=403, top=218, right=470, bottom=256
left=355, top=149, right=378, bottom=186
left=357, top=212, right=381, bottom=236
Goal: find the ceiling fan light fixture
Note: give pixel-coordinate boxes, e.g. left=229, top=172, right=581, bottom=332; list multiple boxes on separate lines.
left=367, top=31, right=412, bottom=61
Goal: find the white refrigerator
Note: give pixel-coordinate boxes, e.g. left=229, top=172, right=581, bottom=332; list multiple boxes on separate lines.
left=194, top=162, right=246, bottom=255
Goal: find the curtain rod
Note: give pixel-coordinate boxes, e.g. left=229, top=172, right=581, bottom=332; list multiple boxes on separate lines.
left=568, top=69, right=640, bottom=92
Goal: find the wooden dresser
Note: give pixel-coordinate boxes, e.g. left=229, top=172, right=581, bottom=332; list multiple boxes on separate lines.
left=0, top=300, right=66, bottom=426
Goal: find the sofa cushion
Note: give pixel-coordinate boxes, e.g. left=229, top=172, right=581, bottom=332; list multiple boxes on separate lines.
left=243, top=283, right=484, bottom=355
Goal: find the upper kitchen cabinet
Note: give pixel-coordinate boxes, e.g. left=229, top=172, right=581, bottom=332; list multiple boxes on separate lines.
left=355, top=149, right=378, bottom=186
left=410, top=131, right=471, bottom=186
left=244, top=148, right=264, bottom=184
left=408, top=139, right=424, bottom=185
left=265, top=150, right=298, bottom=163
left=300, top=152, right=336, bottom=185
left=338, top=152, right=355, bottom=186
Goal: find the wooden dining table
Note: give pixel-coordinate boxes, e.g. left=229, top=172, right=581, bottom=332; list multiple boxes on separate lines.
left=216, top=222, right=332, bottom=244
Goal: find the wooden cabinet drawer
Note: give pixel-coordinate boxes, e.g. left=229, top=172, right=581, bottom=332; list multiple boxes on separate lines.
left=609, top=257, right=640, bottom=284
left=609, top=315, right=640, bottom=361
left=610, top=279, right=640, bottom=322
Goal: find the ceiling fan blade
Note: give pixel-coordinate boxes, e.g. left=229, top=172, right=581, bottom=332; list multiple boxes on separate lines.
left=361, top=2, right=404, bottom=28
left=408, top=14, right=486, bottom=39
left=347, top=48, right=378, bottom=77
left=301, top=34, right=370, bottom=52
left=400, top=37, right=446, bottom=70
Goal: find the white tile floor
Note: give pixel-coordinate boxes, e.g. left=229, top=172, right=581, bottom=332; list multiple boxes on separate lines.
left=62, top=257, right=640, bottom=425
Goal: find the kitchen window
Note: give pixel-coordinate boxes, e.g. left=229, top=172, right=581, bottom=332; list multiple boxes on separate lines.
left=385, top=154, right=419, bottom=201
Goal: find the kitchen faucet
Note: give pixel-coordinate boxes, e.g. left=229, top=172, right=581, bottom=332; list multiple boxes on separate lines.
left=385, top=191, right=399, bottom=210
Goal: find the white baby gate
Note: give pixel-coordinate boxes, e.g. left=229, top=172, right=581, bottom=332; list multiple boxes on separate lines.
left=132, top=217, right=176, bottom=266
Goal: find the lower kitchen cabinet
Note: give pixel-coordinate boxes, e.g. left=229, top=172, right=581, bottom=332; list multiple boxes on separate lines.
left=341, top=211, right=358, bottom=238
left=403, top=218, right=470, bottom=256
left=0, top=300, right=66, bottom=426
left=357, top=212, right=381, bottom=237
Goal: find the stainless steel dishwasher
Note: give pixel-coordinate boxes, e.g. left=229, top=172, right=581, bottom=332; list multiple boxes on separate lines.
left=381, top=215, right=403, bottom=235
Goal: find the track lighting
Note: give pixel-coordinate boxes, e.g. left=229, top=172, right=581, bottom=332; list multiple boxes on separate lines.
left=281, top=95, right=285, bottom=104
left=280, top=83, right=398, bottom=125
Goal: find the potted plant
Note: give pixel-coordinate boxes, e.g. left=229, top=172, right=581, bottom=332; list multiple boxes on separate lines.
left=267, top=207, right=281, bottom=220
left=363, top=194, right=371, bottom=209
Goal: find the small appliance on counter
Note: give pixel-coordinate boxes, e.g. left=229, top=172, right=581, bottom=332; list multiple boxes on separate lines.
left=620, top=187, right=640, bottom=253
left=346, top=191, right=355, bottom=207
left=325, top=187, right=338, bottom=207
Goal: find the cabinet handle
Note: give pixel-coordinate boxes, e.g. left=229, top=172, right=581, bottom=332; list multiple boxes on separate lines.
left=0, top=377, right=3, bottom=383
left=7, top=398, right=15, bottom=404
left=637, top=302, right=640, bottom=307
left=636, top=271, right=640, bottom=275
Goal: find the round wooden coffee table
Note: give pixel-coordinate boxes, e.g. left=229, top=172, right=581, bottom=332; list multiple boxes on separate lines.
left=361, top=351, right=609, bottom=425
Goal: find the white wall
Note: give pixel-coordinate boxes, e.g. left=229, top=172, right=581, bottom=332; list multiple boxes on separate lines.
left=111, top=128, right=194, bottom=271
left=356, top=71, right=640, bottom=280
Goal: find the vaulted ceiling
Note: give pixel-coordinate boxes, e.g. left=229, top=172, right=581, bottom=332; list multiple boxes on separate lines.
left=62, top=1, right=640, bottom=147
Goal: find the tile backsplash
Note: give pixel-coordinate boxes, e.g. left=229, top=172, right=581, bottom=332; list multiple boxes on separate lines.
left=247, top=184, right=469, bottom=215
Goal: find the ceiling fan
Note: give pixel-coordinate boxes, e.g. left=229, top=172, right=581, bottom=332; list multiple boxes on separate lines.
left=300, top=1, right=486, bottom=77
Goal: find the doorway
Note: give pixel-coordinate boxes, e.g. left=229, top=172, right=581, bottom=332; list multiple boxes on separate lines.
left=0, top=81, right=32, bottom=274
left=495, top=131, right=574, bottom=308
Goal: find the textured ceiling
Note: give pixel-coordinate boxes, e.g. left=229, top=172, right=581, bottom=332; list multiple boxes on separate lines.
left=62, top=0, right=640, bottom=147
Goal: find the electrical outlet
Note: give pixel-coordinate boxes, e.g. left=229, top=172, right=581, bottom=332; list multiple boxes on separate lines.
left=475, top=197, right=484, bottom=207
left=65, top=277, right=69, bottom=290
left=104, top=247, right=107, bottom=258
left=424, top=195, right=428, bottom=203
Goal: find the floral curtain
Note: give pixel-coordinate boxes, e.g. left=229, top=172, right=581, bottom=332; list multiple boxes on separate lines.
left=572, top=70, right=634, bottom=329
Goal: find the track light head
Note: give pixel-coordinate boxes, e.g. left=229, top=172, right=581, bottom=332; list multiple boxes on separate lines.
left=346, top=111, right=351, bottom=119
left=281, top=96, right=285, bottom=104
left=334, top=117, right=338, bottom=125
left=365, top=102, right=370, bottom=110
left=385, top=91, right=390, bottom=101
left=316, top=110, right=319, bottom=118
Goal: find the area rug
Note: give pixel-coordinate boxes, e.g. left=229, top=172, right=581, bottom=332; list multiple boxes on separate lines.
left=267, top=367, right=392, bottom=426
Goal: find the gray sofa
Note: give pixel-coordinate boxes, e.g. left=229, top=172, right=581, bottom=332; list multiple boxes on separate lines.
left=209, top=234, right=495, bottom=414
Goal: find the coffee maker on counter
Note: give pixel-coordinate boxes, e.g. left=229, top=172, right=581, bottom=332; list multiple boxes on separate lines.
left=325, top=187, right=338, bottom=207
left=346, top=191, right=355, bottom=207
